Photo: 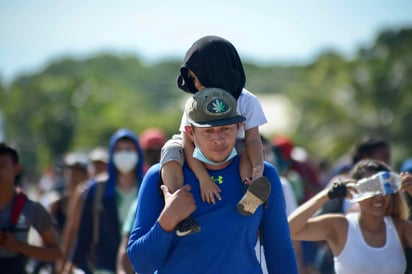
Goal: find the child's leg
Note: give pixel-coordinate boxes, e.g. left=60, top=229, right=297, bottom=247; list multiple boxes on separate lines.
left=237, top=138, right=253, bottom=183
left=161, top=161, right=184, bottom=193
left=237, top=145, right=270, bottom=216
left=241, top=151, right=264, bottom=182
left=160, top=134, right=200, bottom=236
left=160, top=135, right=185, bottom=193
left=239, top=152, right=252, bottom=183
left=237, top=177, right=271, bottom=216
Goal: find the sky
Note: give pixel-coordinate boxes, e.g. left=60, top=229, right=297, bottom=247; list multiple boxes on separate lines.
left=1, top=0, right=412, bottom=84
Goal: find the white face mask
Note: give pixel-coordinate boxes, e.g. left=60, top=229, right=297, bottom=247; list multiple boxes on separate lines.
left=113, top=151, right=138, bottom=174
left=193, top=146, right=237, bottom=166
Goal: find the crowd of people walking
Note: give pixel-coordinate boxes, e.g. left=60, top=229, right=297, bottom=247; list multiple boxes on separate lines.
left=1, top=35, right=411, bottom=274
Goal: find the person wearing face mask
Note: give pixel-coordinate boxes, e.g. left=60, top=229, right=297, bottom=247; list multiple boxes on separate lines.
left=160, top=35, right=270, bottom=236
left=127, top=88, right=298, bottom=274
left=63, top=128, right=144, bottom=274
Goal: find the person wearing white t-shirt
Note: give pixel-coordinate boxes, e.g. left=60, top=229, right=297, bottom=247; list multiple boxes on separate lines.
left=160, top=36, right=270, bottom=236
left=288, top=159, right=412, bottom=274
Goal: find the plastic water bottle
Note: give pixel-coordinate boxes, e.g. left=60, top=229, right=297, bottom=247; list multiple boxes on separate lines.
left=348, top=171, right=402, bottom=202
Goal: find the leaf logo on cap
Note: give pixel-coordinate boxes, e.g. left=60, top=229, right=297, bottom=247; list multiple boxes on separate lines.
left=207, top=99, right=229, bottom=115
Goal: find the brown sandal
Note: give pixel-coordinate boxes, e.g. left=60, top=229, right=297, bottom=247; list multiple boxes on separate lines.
left=237, top=177, right=271, bottom=216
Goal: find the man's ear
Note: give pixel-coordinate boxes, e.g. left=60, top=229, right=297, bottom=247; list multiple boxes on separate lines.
left=233, top=123, right=241, bottom=137
left=14, top=164, right=22, bottom=185
left=15, top=164, right=22, bottom=175
left=184, top=125, right=194, bottom=140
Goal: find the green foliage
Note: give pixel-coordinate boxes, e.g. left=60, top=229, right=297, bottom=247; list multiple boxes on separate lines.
left=1, top=27, right=411, bottom=179
left=0, top=54, right=183, bottom=177
left=288, top=28, right=412, bottom=166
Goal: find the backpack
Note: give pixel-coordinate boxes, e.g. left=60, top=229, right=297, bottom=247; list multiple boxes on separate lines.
left=8, top=188, right=27, bottom=232
left=0, top=188, right=29, bottom=274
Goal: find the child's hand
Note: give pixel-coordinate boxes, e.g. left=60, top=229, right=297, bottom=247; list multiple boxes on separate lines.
left=199, top=177, right=222, bottom=204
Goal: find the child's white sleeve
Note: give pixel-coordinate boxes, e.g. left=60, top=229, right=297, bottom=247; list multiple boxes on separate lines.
left=237, top=90, right=267, bottom=130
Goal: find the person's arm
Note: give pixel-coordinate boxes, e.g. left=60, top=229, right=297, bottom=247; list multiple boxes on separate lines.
left=117, top=199, right=137, bottom=274
left=244, top=127, right=264, bottom=180
left=157, top=184, right=196, bottom=231
left=401, top=172, right=412, bottom=197
left=63, top=186, right=94, bottom=274
left=260, top=164, right=298, bottom=274
left=288, top=189, right=329, bottom=237
left=117, top=235, right=134, bottom=274
left=1, top=227, right=62, bottom=261
left=160, top=137, right=184, bottom=193
left=287, top=183, right=350, bottom=259
left=127, top=166, right=196, bottom=273
left=183, top=131, right=221, bottom=204
left=0, top=202, right=62, bottom=262
left=57, top=187, right=84, bottom=273
left=238, top=90, right=267, bottom=182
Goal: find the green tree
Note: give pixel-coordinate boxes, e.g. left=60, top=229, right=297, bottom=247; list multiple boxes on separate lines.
left=1, top=54, right=183, bottom=178
left=2, top=27, right=412, bottom=180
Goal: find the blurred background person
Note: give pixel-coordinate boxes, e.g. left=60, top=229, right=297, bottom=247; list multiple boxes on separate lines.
left=36, top=166, right=59, bottom=210
left=116, top=127, right=165, bottom=274
left=258, top=135, right=305, bottom=274
left=272, top=135, right=322, bottom=205
left=50, top=152, right=89, bottom=237
left=64, top=128, right=144, bottom=274
left=289, top=159, right=412, bottom=274
left=315, top=135, right=392, bottom=273
left=88, top=146, right=109, bottom=179
left=139, top=127, right=166, bottom=173
left=400, top=158, right=412, bottom=274
left=49, top=152, right=89, bottom=274
left=57, top=147, right=108, bottom=274
left=321, top=136, right=391, bottom=216
left=272, top=135, right=322, bottom=273
left=0, top=142, right=63, bottom=274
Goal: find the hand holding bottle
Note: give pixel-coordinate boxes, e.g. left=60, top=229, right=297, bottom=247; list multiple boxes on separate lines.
left=327, top=171, right=404, bottom=202
left=401, top=172, right=412, bottom=197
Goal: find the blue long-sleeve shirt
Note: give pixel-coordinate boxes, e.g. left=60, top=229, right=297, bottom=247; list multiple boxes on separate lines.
left=127, top=157, right=298, bottom=274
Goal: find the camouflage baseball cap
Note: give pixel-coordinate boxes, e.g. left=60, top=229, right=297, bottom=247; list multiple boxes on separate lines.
left=186, top=87, right=245, bottom=127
